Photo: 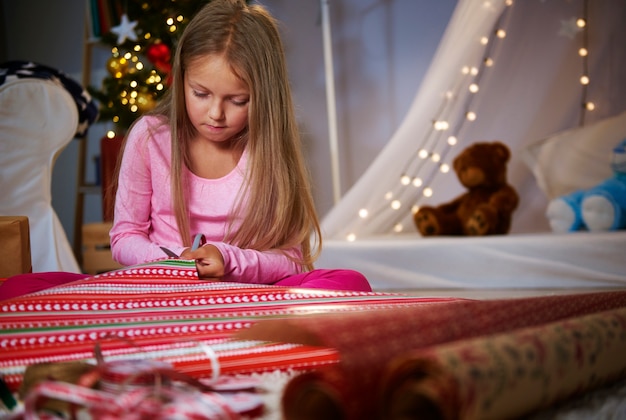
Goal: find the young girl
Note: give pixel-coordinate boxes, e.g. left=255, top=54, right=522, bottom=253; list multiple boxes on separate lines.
left=109, top=0, right=371, bottom=292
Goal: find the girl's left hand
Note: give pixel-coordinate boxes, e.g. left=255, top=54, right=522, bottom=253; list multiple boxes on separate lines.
left=181, top=244, right=225, bottom=280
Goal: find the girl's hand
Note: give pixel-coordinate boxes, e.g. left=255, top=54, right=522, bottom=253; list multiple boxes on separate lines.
left=181, top=244, right=225, bottom=280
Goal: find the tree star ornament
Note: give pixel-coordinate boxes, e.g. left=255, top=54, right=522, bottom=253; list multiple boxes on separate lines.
left=111, top=14, right=138, bottom=44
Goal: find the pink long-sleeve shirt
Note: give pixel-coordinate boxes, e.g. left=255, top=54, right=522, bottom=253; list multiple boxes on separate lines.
left=109, top=115, right=301, bottom=284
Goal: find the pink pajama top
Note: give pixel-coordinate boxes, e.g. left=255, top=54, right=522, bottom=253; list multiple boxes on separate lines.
left=109, top=115, right=301, bottom=284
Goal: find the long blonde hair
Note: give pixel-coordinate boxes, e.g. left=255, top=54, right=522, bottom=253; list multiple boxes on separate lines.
left=147, top=0, right=321, bottom=270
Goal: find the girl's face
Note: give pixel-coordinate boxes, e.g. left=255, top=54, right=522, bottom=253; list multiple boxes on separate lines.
left=184, top=54, right=250, bottom=144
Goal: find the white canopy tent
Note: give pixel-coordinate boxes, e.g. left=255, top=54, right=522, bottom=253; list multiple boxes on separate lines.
left=316, top=0, right=626, bottom=289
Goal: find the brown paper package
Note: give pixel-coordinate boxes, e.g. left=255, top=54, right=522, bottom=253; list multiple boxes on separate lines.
left=0, top=216, right=32, bottom=278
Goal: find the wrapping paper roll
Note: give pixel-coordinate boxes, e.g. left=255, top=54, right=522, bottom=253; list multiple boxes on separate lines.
left=380, top=305, right=626, bottom=420
left=237, top=291, right=626, bottom=420
left=0, top=260, right=452, bottom=393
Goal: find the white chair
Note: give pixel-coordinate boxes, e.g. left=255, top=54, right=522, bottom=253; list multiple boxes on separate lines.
left=0, top=64, right=86, bottom=273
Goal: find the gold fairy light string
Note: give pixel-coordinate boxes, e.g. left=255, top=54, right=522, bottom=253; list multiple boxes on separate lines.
left=578, top=0, right=591, bottom=126
left=344, top=0, right=514, bottom=241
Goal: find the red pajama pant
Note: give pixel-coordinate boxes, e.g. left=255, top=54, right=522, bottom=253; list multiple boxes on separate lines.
left=0, top=269, right=371, bottom=301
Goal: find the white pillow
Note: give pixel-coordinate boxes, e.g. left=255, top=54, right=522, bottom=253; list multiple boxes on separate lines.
left=522, top=111, right=626, bottom=199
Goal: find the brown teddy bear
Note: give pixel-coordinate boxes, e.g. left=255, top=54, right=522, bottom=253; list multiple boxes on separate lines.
left=413, top=141, right=519, bottom=236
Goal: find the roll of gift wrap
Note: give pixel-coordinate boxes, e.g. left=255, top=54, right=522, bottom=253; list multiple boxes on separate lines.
left=380, top=305, right=626, bottom=419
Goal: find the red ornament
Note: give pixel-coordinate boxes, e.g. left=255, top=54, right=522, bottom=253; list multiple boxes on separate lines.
left=146, top=42, right=171, bottom=67
left=146, top=41, right=172, bottom=83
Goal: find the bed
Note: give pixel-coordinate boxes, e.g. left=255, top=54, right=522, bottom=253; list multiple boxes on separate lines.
left=316, top=103, right=626, bottom=293
left=315, top=231, right=626, bottom=291
left=1, top=259, right=626, bottom=419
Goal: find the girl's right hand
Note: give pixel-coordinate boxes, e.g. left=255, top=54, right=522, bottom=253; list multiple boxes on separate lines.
left=181, top=244, right=225, bottom=280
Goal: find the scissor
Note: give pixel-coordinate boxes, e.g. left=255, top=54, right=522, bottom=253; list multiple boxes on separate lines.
left=159, top=233, right=206, bottom=259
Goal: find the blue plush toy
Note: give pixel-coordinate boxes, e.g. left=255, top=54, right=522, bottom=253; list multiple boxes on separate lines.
left=546, top=139, right=626, bottom=232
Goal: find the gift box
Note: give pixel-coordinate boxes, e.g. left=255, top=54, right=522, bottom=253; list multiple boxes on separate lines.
left=0, top=216, right=32, bottom=278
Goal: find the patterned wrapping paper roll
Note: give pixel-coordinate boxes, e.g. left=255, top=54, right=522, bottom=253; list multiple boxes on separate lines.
left=0, top=259, right=453, bottom=393
left=237, top=290, right=626, bottom=420
left=379, top=305, right=626, bottom=420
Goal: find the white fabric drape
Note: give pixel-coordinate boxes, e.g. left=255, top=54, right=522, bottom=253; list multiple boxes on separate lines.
left=0, top=79, right=81, bottom=273
left=321, top=0, right=626, bottom=240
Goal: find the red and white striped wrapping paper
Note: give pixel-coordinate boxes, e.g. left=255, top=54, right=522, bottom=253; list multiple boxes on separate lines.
left=0, top=259, right=454, bottom=392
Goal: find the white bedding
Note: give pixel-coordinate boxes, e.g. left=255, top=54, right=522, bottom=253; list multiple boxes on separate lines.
left=316, top=231, right=626, bottom=291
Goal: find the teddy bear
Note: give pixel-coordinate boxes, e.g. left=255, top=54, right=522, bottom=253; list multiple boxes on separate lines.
left=413, top=141, right=519, bottom=236
left=545, top=138, right=626, bottom=232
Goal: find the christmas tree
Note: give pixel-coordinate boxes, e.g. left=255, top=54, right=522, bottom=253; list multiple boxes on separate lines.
left=88, top=0, right=209, bottom=132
